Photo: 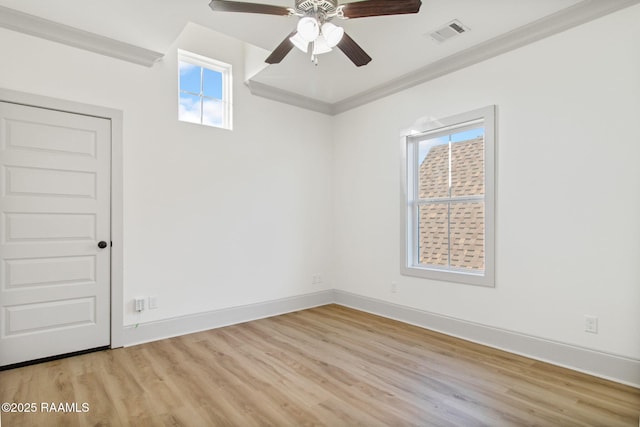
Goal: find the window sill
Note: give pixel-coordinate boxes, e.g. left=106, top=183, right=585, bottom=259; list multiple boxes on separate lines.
left=400, top=265, right=494, bottom=287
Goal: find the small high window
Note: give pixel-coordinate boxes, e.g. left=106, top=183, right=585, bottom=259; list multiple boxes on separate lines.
left=178, top=50, right=232, bottom=130
left=401, top=106, right=496, bottom=286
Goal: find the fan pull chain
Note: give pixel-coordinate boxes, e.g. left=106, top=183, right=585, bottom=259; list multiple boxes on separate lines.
left=311, top=41, right=318, bottom=65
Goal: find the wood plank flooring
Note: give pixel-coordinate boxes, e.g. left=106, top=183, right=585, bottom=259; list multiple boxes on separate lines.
left=1, top=304, right=638, bottom=426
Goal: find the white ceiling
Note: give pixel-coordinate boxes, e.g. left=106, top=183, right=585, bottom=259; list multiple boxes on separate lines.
left=250, top=0, right=583, bottom=104
left=0, top=0, right=637, bottom=111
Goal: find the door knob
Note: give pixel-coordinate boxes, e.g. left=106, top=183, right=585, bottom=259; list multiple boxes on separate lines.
left=98, top=241, right=108, bottom=249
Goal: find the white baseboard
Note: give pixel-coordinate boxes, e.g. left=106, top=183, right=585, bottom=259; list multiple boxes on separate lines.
left=333, top=290, right=640, bottom=388
left=122, top=290, right=334, bottom=347
left=120, top=288, right=639, bottom=388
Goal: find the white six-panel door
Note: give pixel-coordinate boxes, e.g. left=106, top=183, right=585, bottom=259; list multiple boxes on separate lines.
left=0, top=102, right=111, bottom=366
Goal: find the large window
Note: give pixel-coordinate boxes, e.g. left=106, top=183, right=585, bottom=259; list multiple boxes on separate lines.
left=178, top=50, right=232, bottom=130
left=401, top=106, right=495, bottom=286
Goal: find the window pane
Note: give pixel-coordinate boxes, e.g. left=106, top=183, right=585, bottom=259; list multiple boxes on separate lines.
left=178, top=93, right=202, bottom=124
left=450, top=127, right=484, bottom=143
left=202, top=68, right=223, bottom=99
left=418, top=139, right=449, bottom=199
left=202, top=98, right=224, bottom=127
left=451, top=130, right=484, bottom=197
left=179, top=61, right=201, bottom=94
left=449, top=201, right=484, bottom=271
left=418, top=203, right=449, bottom=267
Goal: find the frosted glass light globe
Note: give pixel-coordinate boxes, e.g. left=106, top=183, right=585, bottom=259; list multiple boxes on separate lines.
left=321, top=22, right=344, bottom=48
left=297, top=16, right=320, bottom=42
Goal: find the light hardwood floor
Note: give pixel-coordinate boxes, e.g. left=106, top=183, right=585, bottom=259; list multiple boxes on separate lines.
left=1, top=304, right=639, bottom=426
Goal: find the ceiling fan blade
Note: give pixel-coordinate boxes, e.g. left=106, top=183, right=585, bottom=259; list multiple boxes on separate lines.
left=209, top=0, right=291, bottom=16
left=336, top=32, right=372, bottom=67
left=265, top=31, right=298, bottom=64
left=341, top=0, right=421, bottom=19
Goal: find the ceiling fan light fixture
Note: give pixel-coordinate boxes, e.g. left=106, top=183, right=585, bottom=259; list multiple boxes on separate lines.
left=289, top=33, right=309, bottom=52
left=321, top=22, right=344, bottom=48
left=297, top=16, right=320, bottom=42
left=312, top=34, right=332, bottom=55
left=211, top=0, right=423, bottom=66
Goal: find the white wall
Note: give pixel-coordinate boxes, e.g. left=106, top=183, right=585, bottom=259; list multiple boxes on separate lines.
left=1, top=3, right=638, bottom=368
left=0, top=23, right=334, bottom=327
left=332, top=5, right=640, bottom=360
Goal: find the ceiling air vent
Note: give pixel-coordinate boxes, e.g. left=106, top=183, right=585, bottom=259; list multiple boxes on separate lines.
left=429, top=20, right=469, bottom=43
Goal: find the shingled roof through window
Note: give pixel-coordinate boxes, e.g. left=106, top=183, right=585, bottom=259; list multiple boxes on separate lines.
left=418, top=137, right=485, bottom=271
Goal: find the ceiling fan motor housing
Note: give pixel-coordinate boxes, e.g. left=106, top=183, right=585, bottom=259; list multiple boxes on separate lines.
left=295, top=0, right=339, bottom=17
left=209, top=0, right=421, bottom=66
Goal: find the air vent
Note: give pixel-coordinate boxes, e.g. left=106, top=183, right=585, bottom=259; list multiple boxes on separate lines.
left=429, top=20, right=469, bottom=43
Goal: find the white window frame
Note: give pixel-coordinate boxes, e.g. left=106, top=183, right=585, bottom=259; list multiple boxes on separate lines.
left=400, top=105, right=496, bottom=287
left=178, top=49, right=233, bottom=130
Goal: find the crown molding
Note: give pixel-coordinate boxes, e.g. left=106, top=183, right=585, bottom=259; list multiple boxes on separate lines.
left=0, top=5, right=163, bottom=67
left=332, top=0, right=640, bottom=114
left=1, top=0, right=637, bottom=106
left=247, top=80, right=334, bottom=115
left=248, top=0, right=640, bottom=115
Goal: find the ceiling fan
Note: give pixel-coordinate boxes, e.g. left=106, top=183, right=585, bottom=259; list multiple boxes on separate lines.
left=209, top=0, right=422, bottom=66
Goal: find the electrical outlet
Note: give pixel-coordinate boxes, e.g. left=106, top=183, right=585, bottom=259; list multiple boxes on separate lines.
left=148, top=296, right=158, bottom=310
left=134, top=297, right=145, bottom=312
left=391, top=281, right=398, bottom=293
left=585, top=315, right=598, bottom=334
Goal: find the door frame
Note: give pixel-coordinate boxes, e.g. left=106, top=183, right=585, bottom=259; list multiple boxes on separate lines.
left=0, top=87, right=124, bottom=348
